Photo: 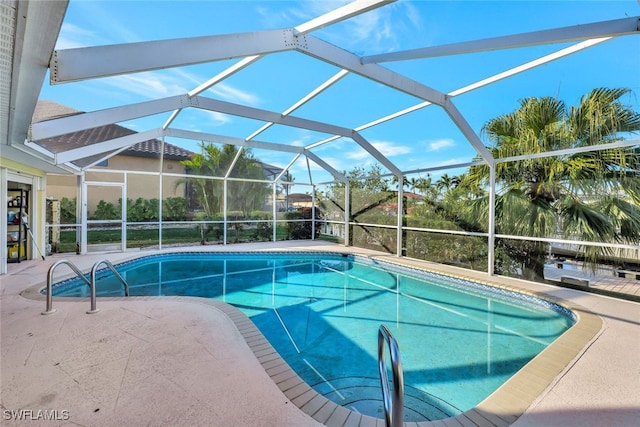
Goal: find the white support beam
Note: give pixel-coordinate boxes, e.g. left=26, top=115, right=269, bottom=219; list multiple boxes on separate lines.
left=275, top=154, right=301, bottom=183
left=297, top=34, right=447, bottom=106
left=351, top=132, right=402, bottom=176
left=362, top=16, right=640, bottom=63
left=311, top=186, right=316, bottom=240
left=31, top=95, right=188, bottom=140
left=447, top=38, right=613, bottom=97
left=50, top=29, right=292, bottom=83
left=397, top=177, right=404, bottom=257
left=344, top=181, right=351, bottom=246
left=225, top=146, right=244, bottom=179
left=488, top=164, right=496, bottom=276
left=306, top=157, right=314, bottom=186
left=82, top=145, right=130, bottom=171
left=6, top=0, right=68, bottom=146
left=41, top=31, right=611, bottom=145
left=162, top=109, right=182, bottom=130
left=165, top=56, right=262, bottom=130
left=304, top=152, right=348, bottom=183
left=401, top=161, right=482, bottom=177
left=188, top=55, right=262, bottom=97
left=294, top=0, right=396, bottom=35
left=36, top=56, right=266, bottom=139
left=55, top=128, right=163, bottom=164
left=272, top=183, right=277, bottom=241
left=246, top=69, right=350, bottom=141
left=305, top=135, right=341, bottom=150
left=496, top=139, right=640, bottom=164
left=22, top=140, right=55, bottom=160
left=194, top=95, right=355, bottom=137
left=164, top=127, right=347, bottom=183
left=305, top=37, right=612, bottom=151
left=442, top=97, right=495, bottom=167
left=1, top=141, right=76, bottom=174
left=33, top=92, right=356, bottom=143
left=165, top=128, right=305, bottom=154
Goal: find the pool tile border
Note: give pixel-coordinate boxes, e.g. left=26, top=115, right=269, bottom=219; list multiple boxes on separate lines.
left=22, top=250, right=603, bottom=427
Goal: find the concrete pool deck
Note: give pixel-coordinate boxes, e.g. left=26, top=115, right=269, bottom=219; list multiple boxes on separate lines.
left=1, top=241, right=639, bottom=426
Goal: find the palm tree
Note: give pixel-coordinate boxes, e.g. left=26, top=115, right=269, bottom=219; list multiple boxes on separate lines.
left=435, top=173, right=461, bottom=200
left=180, top=143, right=270, bottom=243
left=181, top=143, right=269, bottom=217
left=462, top=88, right=640, bottom=280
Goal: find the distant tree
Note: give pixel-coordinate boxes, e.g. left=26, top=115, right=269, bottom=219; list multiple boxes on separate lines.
left=435, top=174, right=460, bottom=199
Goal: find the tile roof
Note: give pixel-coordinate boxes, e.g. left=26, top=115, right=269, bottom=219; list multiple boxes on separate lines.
left=32, top=101, right=194, bottom=168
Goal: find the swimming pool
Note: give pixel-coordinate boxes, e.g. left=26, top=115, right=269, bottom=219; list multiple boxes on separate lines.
left=51, top=252, right=574, bottom=422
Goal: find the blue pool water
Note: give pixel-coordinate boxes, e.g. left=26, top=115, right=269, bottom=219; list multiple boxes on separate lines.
left=51, top=252, right=574, bottom=421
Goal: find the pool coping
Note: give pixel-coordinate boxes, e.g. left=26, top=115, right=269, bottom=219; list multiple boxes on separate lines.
left=20, top=250, right=603, bottom=427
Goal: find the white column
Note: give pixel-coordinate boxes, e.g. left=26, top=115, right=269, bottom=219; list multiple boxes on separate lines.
left=311, top=185, right=316, bottom=240
left=79, top=173, right=87, bottom=254
left=344, top=182, right=350, bottom=247
left=272, top=182, right=277, bottom=242
left=396, top=174, right=404, bottom=257
left=223, top=178, right=228, bottom=245
left=488, top=163, right=496, bottom=276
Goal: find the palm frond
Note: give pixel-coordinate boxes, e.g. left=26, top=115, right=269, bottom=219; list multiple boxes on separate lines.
left=559, top=198, right=616, bottom=242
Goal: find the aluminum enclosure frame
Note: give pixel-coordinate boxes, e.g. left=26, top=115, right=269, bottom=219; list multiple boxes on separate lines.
left=13, top=1, right=640, bottom=268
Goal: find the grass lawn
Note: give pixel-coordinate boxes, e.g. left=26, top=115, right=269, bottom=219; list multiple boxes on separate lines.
left=57, top=224, right=294, bottom=252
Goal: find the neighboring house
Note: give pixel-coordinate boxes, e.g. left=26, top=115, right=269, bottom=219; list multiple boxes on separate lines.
left=286, top=193, right=313, bottom=210
left=32, top=101, right=194, bottom=215
left=382, top=192, right=425, bottom=215
left=32, top=101, right=291, bottom=216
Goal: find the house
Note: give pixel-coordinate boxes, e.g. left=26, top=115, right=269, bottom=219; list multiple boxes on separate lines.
left=33, top=101, right=194, bottom=215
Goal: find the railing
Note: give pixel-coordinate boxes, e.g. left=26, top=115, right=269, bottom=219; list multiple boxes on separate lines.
left=41, top=259, right=129, bottom=315
left=42, top=260, right=91, bottom=315
left=89, top=259, right=130, bottom=314
left=378, top=324, right=404, bottom=427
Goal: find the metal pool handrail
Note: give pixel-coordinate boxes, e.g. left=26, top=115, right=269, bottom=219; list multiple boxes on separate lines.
left=41, top=259, right=130, bottom=315
left=42, top=259, right=91, bottom=315
left=378, top=324, right=404, bottom=427
left=89, top=259, right=129, bottom=314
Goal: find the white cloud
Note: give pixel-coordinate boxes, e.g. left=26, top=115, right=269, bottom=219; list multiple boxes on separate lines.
left=373, top=141, right=412, bottom=156
left=206, top=83, right=261, bottom=106
left=345, top=148, right=369, bottom=160
left=254, top=1, right=416, bottom=53
left=200, top=110, right=232, bottom=127
left=55, top=23, right=98, bottom=49
left=311, top=2, right=421, bottom=53
left=351, top=10, right=392, bottom=44
left=89, top=67, right=260, bottom=115
left=101, top=72, right=188, bottom=99
left=307, top=155, right=346, bottom=172
left=426, top=138, right=456, bottom=151
left=59, top=2, right=141, bottom=47
left=346, top=140, right=411, bottom=160
left=257, top=1, right=350, bottom=28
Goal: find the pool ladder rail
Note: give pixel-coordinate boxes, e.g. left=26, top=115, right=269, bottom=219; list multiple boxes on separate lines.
left=378, top=324, right=405, bottom=427
left=42, top=259, right=129, bottom=315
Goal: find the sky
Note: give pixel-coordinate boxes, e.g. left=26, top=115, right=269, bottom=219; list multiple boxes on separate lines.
left=38, top=0, right=640, bottom=190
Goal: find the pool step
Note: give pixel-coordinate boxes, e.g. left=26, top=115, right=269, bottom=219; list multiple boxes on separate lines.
left=313, top=376, right=460, bottom=422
